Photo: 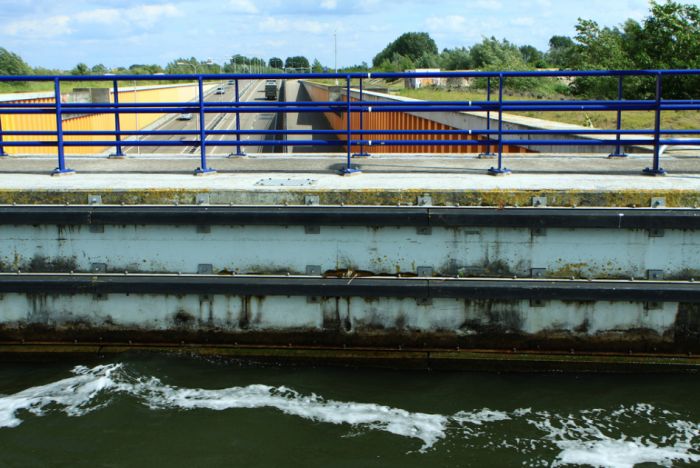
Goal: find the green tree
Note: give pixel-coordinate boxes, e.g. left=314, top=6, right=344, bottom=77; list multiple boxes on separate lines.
left=284, top=56, right=310, bottom=70
left=166, top=58, right=217, bottom=74
left=569, top=19, right=637, bottom=98
left=416, top=53, right=439, bottom=68
left=519, top=45, right=546, bottom=68
left=311, top=58, right=324, bottom=73
left=71, top=63, right=90, bottom=75
left=546, top=35, right=576, bottom=68
left=633, top=0, right=700, bottom=98
left=268, top=57, right=283, bottom=69
left=439, top=47, right=472, bottom=70
left=0, top=48, right=32, bottom=75
left=129, top=64, right=164, bottom=74
left=468, top=37, right=562, bottom=93
left=91, top=64, right=108, bottom=74
left=372, top=32, right=438, bottom=67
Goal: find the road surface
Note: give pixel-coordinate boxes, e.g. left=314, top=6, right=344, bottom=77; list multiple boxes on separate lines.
left=124, top=80, right=277, bottom=155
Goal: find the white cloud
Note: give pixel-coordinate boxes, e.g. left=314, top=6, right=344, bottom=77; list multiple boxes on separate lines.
left=258, top=17, right=330, bottom=34
left=320, top=0, right=337, bottom=9
left=4, top=4, right=181, bottom=38
left=426, top=15, right=466, bottom=32
left=511, top=16, right=535, bottom=27
left=475, top=0, right=502, bottom=11
left=123, top=4, right=182, bottom=28
left=4, top=15, right=72, bottom=38
left=74, top=8, right=121, bottom=25
left=229, top=0, right=258, bottom=14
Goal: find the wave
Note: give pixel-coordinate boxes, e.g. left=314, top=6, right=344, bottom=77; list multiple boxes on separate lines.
left=1, top=364, right=699, bottom=466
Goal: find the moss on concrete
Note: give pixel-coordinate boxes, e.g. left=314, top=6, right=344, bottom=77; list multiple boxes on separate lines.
left=0, top=188, right=697, bottom=207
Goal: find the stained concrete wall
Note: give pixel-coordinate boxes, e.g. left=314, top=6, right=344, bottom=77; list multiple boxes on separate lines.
left=1, top=224, right=697, bottom=280
left=0, top=292, right=690, bottom=354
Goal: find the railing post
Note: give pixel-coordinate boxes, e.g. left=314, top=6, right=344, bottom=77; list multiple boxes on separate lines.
left=352, top=75, right=370, bottom=157
left=109, top=79, right=124, bottom=158
left=51, top=77, right=74, bottom=176
left=341, top=75, right=360, bottom=175
left=488, top=74, right=510, bottom=176
left=0, top=115, right=7, bottom=157
left=229, top=78, right=246, bottom=157
left=479, top=76, right=494, bottom=158
left=643, top=72, right=666, bottom=176
left=608, top=75, right=627, bottom=158
left=194, top=76, right=215, bottom=175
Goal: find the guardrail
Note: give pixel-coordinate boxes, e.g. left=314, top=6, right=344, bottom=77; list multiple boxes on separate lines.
left=0, top=70, right=698, bottom=176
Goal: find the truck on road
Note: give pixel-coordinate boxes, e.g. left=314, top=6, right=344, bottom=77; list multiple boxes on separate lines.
left=265, top=80, right=278, bottom=100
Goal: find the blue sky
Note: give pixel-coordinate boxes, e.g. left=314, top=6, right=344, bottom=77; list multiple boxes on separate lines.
left=0, top=0, right=689, bottom=70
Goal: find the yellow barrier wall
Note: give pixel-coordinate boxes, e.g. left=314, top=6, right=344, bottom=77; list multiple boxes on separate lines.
left=0, top=84, right=202, bottom=155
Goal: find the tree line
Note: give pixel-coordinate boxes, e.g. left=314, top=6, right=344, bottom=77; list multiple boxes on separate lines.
left=0, top=0, right=697, bottom=98
left=368, top=1, right=699, bottom=99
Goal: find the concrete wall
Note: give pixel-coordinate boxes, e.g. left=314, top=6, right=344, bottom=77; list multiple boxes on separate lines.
left=0, top=291, right=691, bottom=354
left=0, top=224, right=697, bottom=280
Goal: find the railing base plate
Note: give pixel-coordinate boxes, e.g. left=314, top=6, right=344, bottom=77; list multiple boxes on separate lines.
left=352, top=152, right=371, bottom=158
left=194, top=168, right=217, bottom=176
left=478, top=153, right=496, bottom=159
left=487, top=167, right=511, bottom=176
left=608, top=153, right=629, bottom=158
left=227, top=151, right=247, bottom=158
left=51, top=168, right=75, bottom=177
left=108, top=153, right=126, bottom=160
left=642, top=167, right=667, bottom=176
left=340, top=167, right=362, bottom=176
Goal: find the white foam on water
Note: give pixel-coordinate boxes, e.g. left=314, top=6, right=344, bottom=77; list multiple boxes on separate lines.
left=525, top=403, right=700, bottom=467
left=0, top=364, right=448, bottom=451
left=130, top=379, right=448, bottom=451
left=0, top=364, right=122, bottom=428
left=553, top=439, right=700, bottom=468
left=2, top=363, right=700, bottom=464
left=452, top=408, right=511, bottom=426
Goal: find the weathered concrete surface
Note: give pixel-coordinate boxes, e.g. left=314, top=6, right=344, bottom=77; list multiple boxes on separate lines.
left=1, top=223, right=698, bottom=280
left=0, top=291, right=694, bottom=354
left=0, top=155, right=699, bottom=206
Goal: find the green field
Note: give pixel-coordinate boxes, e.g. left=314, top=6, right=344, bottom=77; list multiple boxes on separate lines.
left=395, top=87, right=699, bottom=131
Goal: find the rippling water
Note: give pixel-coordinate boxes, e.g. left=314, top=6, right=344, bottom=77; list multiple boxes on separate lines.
left=1, top=354, right=699, bottom=467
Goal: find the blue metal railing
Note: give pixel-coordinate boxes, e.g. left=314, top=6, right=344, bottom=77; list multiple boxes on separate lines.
left=0, top=70, right=699, bottom=176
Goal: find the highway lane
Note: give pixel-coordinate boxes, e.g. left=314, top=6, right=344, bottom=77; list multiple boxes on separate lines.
left=209, top=79, right=279, bottom=155
left=123, top=79, right=275, bottom=155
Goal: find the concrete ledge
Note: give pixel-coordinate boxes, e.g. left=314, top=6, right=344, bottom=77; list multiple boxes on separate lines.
left=0, top=273, right=698, bottom=302
left=1, top=343, right=699, bottom=372
left=0, top=205, right=699, bottom=229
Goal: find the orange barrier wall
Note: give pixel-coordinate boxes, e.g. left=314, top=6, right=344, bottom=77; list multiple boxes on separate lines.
left=303, top=82, right=530, bottom=154
left=0, top=84, right=204, bottom=155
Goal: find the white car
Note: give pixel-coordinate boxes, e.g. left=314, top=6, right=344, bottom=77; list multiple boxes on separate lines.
left=177, top=113, right=193, bottom=121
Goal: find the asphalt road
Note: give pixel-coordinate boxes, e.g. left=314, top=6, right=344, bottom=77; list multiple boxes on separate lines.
left=124, top=79, right=277, bottom=155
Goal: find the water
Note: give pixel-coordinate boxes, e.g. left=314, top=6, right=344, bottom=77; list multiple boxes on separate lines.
left=1, top=354, right=699, bottom=467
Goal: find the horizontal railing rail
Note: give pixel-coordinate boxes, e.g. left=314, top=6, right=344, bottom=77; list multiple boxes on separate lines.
left=0, top=70, right=698, bottom=176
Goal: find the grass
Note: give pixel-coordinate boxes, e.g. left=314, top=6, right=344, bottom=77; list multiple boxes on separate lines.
left=395, top=87, right=699, bottom=131
left=307, top=78, right=699, bottom=130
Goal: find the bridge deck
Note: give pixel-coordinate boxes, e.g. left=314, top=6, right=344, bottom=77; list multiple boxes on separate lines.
left=0, top=153, right=698, bottom=206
